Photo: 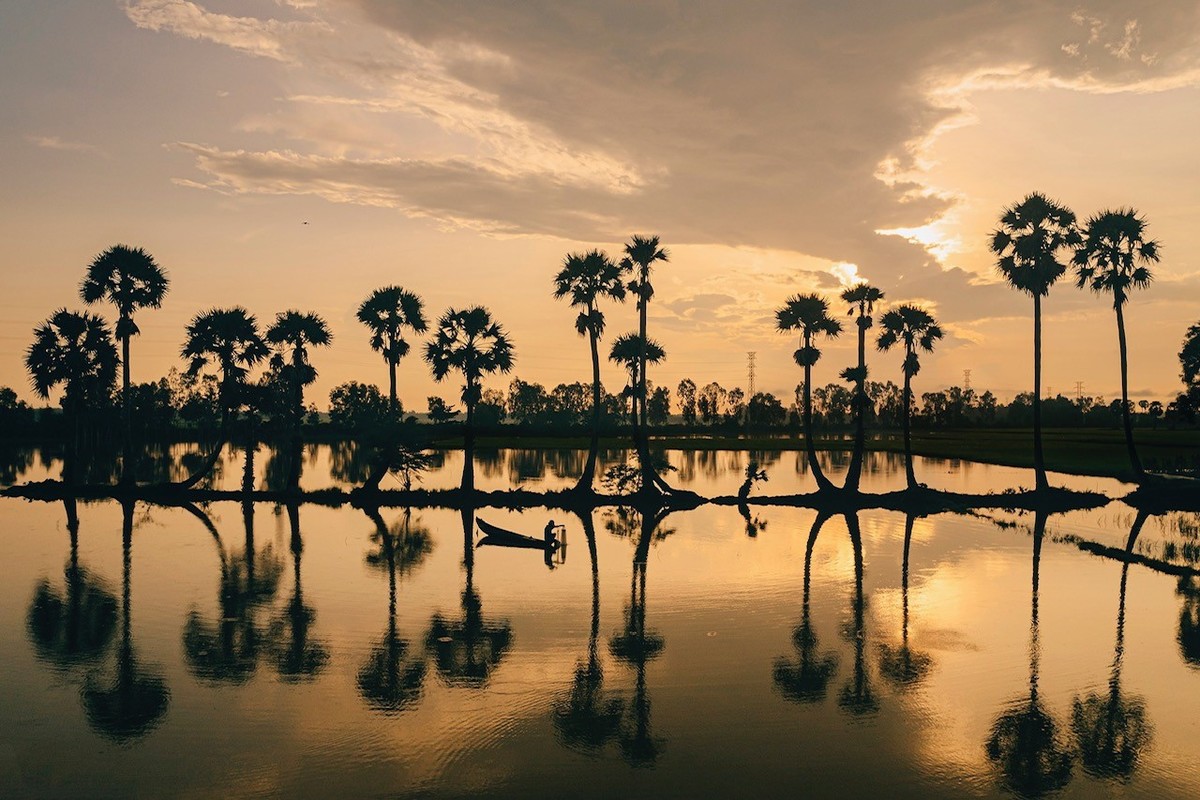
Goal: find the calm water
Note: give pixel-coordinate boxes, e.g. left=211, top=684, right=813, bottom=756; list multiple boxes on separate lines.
left=3, top=448, right=1200, bottom=799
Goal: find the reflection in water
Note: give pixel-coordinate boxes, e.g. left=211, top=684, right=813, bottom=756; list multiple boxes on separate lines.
left=425, top=507, right=513, bottom=686
left=553, top=512, right=624, bottom=752
left=81, top=500, right=171, bottom=742
left=1178, top=575, right=1200, bottom=668
left=182, top=501, right=283, bottom=683
left=608, top=507, right=669, bottom=766
left=838, top=514, right=878, bottom=718
left=1071, top=511, right=1153, bottom=780
left=985, top=511, right=1074, bottom=798
left=774, top=512, right=839, bottom=703
left=358, top=507, right=432, bottom=713
left=267, top=504, right=329, bottom=680
left=877, top=514, right=934, bottom=688
left=27, top=498, right=118, bottom=671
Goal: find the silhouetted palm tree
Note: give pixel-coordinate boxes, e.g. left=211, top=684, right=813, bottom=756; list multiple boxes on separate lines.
left=1071, top=511, right=1152, bottom=781
left=877, top=305, right=943, bottom=491
left=26, top=309, right=118, bottom=484
left=424, top=307, right=514, bottom=488
left=553, top=250, right=628, bottom=492
left=359, top=507, right=432, bottom=713
left=356, top=286, right=427, bottom=414
left=266, top=310, right=332, bottom=429
left=774, top=512, right=839, bottom=703
left=178, top=307, right=269, bottom=489
left=1181, top=322, right=1200, bottom=388
left=609, top=333, right=668, bottom=492
left=990, top=193, right=1081, bottom=491
left=985, top=511, right=1074, bottom=797
left=841, top=284, right=884, bottom=493
left=80, top=244, right=169, bottom=484
left=623, top=236, right=673, bottom=494
left=1073, top=210, right=1160, bottom=478
left=81, top=501, right=171, bottom=742
left=776, top=294, right=843, bottom=493
left=877, top=514, right=933, bottom=688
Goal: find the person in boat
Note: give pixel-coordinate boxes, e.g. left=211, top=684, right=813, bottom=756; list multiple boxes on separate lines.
left=544, top=519, right=559, bottom=549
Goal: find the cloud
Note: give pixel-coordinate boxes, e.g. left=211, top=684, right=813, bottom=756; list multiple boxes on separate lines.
left=26, top=134, right=105, bottom=155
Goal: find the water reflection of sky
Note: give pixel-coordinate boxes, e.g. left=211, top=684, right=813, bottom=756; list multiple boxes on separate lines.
left=1, top=456, right=1198, bottom=798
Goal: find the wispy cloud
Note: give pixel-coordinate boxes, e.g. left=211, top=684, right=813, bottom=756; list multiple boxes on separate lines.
left=26, top=134, right=105, bottom=156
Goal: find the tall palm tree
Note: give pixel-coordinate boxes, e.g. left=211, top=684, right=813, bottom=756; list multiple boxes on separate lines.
left=26, top=309, right=118, bottom=484
left=178, top=307, right=269, bottom=489
left=622, top=236, right=671, bottom=494
left=80, top=245, right=169, bottom=484
left=840, top=283, right=885, bottom=492
left=1073, top=209, right=1160, bottom=478
left=989, top=193, right=1081, bottom=491
left=356, top=286, right=427, bottom=414
left=877, top=305, right=943, bottom=491
left=776, top=294, right=843, bottom=493
left=609, top=332, right=667, bottom=492
left=266, top=310, right=332, bottom=431
left=553, top=250, right=628, bottom=493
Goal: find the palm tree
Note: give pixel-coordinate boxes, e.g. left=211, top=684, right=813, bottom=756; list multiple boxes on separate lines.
left=1073, top=209, right=1160, bottom=478
left=26, top=309, right=119, bottom=484
left=356, top=286, right=427, bottom=414
left=776, top=294, right=843, bottom=493
left=423, top=307, right=514, bottom=488
left=623, top=236, right=673, bottom=494
left=80, top=245, right=169, bottom=484
left=266, top=310, right=332, bottom=431
left=840, top=283, right=885, bottom=492
left=553, top=250, right=628, bottom=493
left=877, top=305, right=943, bottom=491
left=989, top=193, right=1081, bottom=491
left=609, top=333, right=666, bottom=492
left=178, top=307, right=269, bottom=489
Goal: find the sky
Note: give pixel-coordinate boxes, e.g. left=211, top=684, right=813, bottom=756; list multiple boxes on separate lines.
left=2, top=0, right=1199, bottom=411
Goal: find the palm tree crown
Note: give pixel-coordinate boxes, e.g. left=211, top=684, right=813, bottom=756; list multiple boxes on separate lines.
left=877, top=306, right=944, bottom=375
left=609, top=333, right=665, bottom=386
left=80, top=245, right=169, bottom=341
left=989, top=192, right=1081, bottom=296
left=554, top=250, right=627, bottom=338
left=181, top=308, right=269, bottom=410
left=267, top=311, right=332, bottom=386
left=841, top=284, right=885, bottom=323
left=26, top=310, right=118, bottom=406
left=357, top=286, right=426, bottom=412
left=775, top=293, right=843, bottom=364
left=424, top=307, right=515, bottom=411
left=1072, top=209, right=1159, bottom=305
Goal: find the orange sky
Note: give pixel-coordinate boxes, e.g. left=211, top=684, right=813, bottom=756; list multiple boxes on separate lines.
left=2, top=1, right=1198, bottom=409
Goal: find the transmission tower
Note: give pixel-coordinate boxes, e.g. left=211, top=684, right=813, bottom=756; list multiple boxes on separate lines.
left=963, top=369, right=971, bottom=392
left=747, top=352, right=757, bottom=396
left=1075, top=381, right=1084, bottom=405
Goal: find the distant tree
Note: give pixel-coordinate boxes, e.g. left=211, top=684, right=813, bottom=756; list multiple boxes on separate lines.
left=746, top=392, right=787, bottom=427
left=426, top=396, right=461, bottom=424
left=698, top=382, right=726, bottom=425
left=1073, top=209, right=1159, bottom=477
left=990, top=192, right=1081, bottom=490
left=725, top=387, right=746, bottom=425
left=676, top=379, right=697, bottom=426
left=357, top=287, right=427, bottom=415
left=26, top=310, right=118, bottom=483
left=647, top=386, right=671, bottom=426
left=840, top=283, right=884, bottom=491
left=329, top=382, right=389, bottom=430
left=507, top=378, right=551, bottom=425
left=424, top=307, right=514, bottom=451
left=776, top=293, right=843, bottom=492
left=553, top=249, right=628, bottom=491
left=80, top=244, right=169, bottom=483
left=877, top=305, right=943, bottom=491
left=1183, top=322, right=1200, bottom=389
left=550, top=382, right=591, bottom=425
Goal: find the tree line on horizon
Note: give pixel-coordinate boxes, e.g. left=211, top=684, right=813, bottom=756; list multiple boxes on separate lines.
left=7, top=194, right=1200, bottom=495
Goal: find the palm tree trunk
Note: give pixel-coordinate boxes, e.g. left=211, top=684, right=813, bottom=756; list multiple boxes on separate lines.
left=1114, top=301, right=1143, bottom=477
left=847, top=317, right=867, bottom=492
left=802, top=339, right=834, bottom=493
left=1033, top=295, right=1048, bottom=491
left=121, top=331, right=133, bottom=485
left=902, top=360, right=916, bottom=491
left=578, top=326, right=602, bottom=493
left=637, top=288, right=648, bottom=430
left=388, top=358, right=398, bottom=416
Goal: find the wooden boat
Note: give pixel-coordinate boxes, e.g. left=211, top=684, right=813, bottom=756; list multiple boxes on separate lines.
left=476, top=518, right=560, bottom=551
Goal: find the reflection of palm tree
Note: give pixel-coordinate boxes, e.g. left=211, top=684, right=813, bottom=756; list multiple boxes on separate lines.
left=1071, top=511, right=1152, bottom=779
left=774, top=512, right=839, bottom=703
left=426, top=507, right=512, bottom=687
left=877, top=306, right=943, bottom=491
left=554, top=512, right=624, bottom=752
left=182, top=502, right=282, bottom=684
left=359, top=507, right=432, bottom=713
left=985, top=511, right=1074, bottom=797
left=838, top=513, right=878, bottom=717
left=609, top=508, right=668, bottom=765
left=267, top=504, right=329, bottom=681
left=776, top=294, right=842, bottom=493
left=1178, top=576, right=1200, bottom=668
left=878, top=514, right=934, bottom=688
left=27, top=498, right=118, bottom=671
left=990, top=194, right=1080, bottom=491
left=81, top=500, right=170, bottom=742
